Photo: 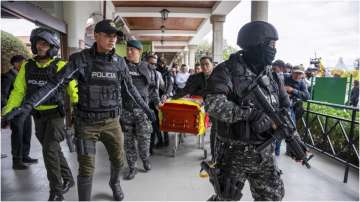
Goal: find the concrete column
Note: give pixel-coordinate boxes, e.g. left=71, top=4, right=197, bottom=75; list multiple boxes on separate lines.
left=251, top=1, right=268, bottom=22
left=184, top=50, right=189, bottom=67
left=63, top=1, right=102, bottom=54
left=210, top=15, right=225, bottom=64
left=180, top=52, right=185, bottom=65
left=188, top=45, right=197, bottom=69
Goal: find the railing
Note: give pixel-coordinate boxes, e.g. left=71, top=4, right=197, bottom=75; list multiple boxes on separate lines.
left=298, top=100, right=359, bottom=183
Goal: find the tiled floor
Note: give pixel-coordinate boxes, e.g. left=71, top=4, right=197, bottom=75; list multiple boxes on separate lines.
left=1, top=126, right=359, bottom=201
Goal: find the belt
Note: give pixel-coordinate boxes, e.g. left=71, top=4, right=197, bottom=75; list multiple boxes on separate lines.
left=216, top=136, right=260, bottom=152
left=76, top=109, right=120, bottom=120
left=32, top=108, right=63, bottom=119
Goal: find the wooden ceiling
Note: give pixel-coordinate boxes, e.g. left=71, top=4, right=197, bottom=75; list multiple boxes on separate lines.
left=124, top=17, right=203, bottom=31
left=136, top=36, right=192, bottom=41
left=112, top=0, right=217, bottom=61
left=112, top=1, right=216, bottom=8
left=155, top=46, right=185, bottom=49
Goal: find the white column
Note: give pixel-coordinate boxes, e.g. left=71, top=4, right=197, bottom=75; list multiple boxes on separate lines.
left=184, top=50, right=189, bottom=67
left=251, top=1, right=268, bottom=22
left=188, top=45, right=197, bottom=69
left=63, top=1, right=102, bottom=53
left=210, top=15, right=225, bottom=64
left=180, top=52, right=185, bottom=65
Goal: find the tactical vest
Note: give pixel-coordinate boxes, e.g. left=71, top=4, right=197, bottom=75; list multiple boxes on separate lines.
left=216, top=53, right=281, bottom=144
left=76, top=50, right=122, bottom=115
left=24, top=59, right=65, bottom=106
left=122, top=61, right=151, bottom=110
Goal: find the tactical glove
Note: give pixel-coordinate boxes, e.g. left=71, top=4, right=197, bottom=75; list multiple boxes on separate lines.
left=248, top=109, right=273, bottom=133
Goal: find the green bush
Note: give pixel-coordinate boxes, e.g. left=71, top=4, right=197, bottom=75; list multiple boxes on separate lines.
left=1, top=31, right=31, bottom=73
left=298, top=102, right=359, bottom=166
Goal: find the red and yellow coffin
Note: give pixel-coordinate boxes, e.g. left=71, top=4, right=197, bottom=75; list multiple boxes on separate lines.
left=159, top=98, right=208, bottom=135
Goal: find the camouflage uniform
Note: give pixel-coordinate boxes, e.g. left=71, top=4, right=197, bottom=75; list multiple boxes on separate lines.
left=120, top=60, right=159, bottom=171
left=205, top=51, right=289, bottom=201
left=121, top=108, right=152, bottom=169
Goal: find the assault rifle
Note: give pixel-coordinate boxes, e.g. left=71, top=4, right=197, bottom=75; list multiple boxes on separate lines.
left=245, top=72, right=313, bottom=168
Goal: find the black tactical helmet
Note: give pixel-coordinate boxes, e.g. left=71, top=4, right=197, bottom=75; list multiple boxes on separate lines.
left=30, top=27, right=60, bottom=57
left=237, top=21, right=278, bottom=49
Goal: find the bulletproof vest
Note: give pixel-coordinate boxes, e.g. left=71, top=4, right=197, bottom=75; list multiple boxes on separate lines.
left=76, top=50, right=122, bottom=113
left=122, top=61, right=151, bottom=110
left=216, top=53, right=281, bottom=144
left=24, top=58, right=65, bottom=105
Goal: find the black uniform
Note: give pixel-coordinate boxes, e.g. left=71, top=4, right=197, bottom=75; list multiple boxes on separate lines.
left=205, top=21, right=290, bottom=201
left=1, top=68, right=33, bottom=166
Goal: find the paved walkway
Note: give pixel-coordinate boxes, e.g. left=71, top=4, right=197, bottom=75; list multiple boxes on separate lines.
left=1, top=126, right=359, bottom=201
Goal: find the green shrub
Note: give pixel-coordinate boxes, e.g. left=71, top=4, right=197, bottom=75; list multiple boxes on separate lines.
left=1, top=31, right=31, bottom=73
left=298, top=102, right=359, bottom=166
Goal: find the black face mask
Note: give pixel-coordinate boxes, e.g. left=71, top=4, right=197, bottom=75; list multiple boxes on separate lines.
left=262, top=44, right=276, bottom=66
left=243, top=44, right=276, bottom=73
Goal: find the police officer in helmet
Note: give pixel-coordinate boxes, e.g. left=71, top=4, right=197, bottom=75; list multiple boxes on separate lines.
left=205, top=21, right=291, bottom=201
left=3, top=20, right=155, bottom=201
left=2, top=27, right=78, bottom=200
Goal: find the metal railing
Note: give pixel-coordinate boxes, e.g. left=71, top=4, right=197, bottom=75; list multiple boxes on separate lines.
left=298, top=100, right=359, bottom=183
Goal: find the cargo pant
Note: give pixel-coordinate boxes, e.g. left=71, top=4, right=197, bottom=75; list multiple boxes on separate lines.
left=213, top=138, right=285, bottom=201
left=10, top=115, right=32, bottom=161
left=75, top=117, right=124, bottom=176
left=120, top=108, right=152, bottom=169
left=33, top=109, right=74, bottom=194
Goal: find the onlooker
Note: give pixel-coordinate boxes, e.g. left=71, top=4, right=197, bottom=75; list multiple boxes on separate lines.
left=175, top=64, right=190, bottom=90
left=1, top=55, right=38, bottom=169
left=283, top=63, right=293, bottom=74
left=350, top=80, right=359, bottom=107
left=272, top=59, right=286, bottom=80
left=194, top=63, right=202, bottom=74
left=280, top=65, right=310, bottom=156
left=189, top=68, right=195, bottom=75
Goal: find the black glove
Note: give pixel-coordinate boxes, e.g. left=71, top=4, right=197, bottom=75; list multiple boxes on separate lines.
left=248, top=109, right=273, bottom=133
left=2, top=104, right=33, bottom=122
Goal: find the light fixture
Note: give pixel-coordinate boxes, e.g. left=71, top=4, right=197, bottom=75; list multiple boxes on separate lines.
left=160, top=25, right=166, bottom=33
left=160, top=9, right=170, bottom=21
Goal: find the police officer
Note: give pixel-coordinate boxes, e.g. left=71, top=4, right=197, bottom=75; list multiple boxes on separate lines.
left=2, top=55, right=39, bottom=170
left=3, top=20, right=155, bottom=201
left=2, top=28, right=77, bottom=200
left=156, top=59, right=173, bottom=146
left=146, top=54, right=166, bottom=154
left=121, top=40, right=160, bottom=180
left=205, top=21, right=291, bottom=201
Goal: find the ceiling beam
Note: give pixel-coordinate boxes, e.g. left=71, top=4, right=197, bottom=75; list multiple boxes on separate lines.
left=131, top=30, right=196, bottom=37
left=115, top=7, right=211, bottom=18
left=154, top=48, right=186, bottom=53
left=152, top=41, right=189, bottom=46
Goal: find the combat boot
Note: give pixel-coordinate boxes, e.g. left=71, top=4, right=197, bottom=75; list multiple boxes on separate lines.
left=77, top=175, right=92, bottom=201
left=123, top=168, right=137, bottom=180
left=48, top=192, right=64, bottom=201
left=143, top=160, right=152, bottom=171
left=12, top=159, right=28, bottom=170
left=109, top=166, right=124, bottom=201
